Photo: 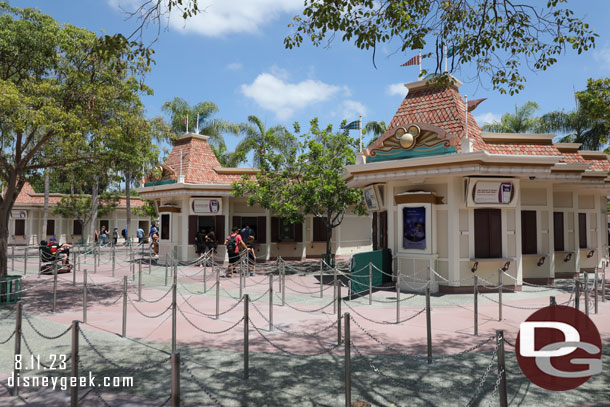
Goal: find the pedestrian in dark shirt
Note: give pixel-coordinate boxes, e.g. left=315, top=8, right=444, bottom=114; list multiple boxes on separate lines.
left=195, top=227, right=207, bottom=266
left=246, top=235, right=256, bottom=276
left=206, top=227, right=217, bottom=254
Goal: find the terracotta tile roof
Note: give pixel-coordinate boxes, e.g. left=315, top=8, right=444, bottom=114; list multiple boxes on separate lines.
left=5, top=183, right=144, bottom=208
left=387, top=85, right=485, bottom=153
left=164, top=134, right=250, bottom=185
left=483, top=143, right=562, bottom=156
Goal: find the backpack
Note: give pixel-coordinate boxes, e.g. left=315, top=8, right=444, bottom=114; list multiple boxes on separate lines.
left=226, top=234, right=237, bottom=254
left=121, top=228, right=127, bottom=238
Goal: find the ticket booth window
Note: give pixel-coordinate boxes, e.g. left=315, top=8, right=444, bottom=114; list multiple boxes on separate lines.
left=161, top=214, right=170, bottom=240
left=474, top=209, right=502, bottom=258
left=14, top=219, right=25, bottom=236
left=313, top=217, right=328, bottom=242
left=73, top=220, right=82, bottom=235
left=578, top=213, right=587, bottom=249
left=553, top=212, right=564, bottom=251
left=46, top=219, right=55, bottom=237
left=521, top=210, right=537, bottom=254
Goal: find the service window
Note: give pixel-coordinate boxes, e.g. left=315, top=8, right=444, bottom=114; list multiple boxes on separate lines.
left=161, top=214, right=170, bottom=240
left=271, top=217, right=302, bottom=242
left=73, top=220, right=82, bottom=235
left=46, top=219, right=55, bottom=236
left=313, top=217, right=328, bottom=242
left=100, top=219, right=109, bottom=232
left=554, top=212, right=565, bottom=251
left=578, top=213, right=587, bottom=249
left=521, top=210, right=537, bottom=254
left=474, top=208, right=502, bottom=258
left=14, top=219, right=25, bottom=236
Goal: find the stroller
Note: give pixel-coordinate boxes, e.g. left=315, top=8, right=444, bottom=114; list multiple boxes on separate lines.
left=39, top=240, right=72, bottom=274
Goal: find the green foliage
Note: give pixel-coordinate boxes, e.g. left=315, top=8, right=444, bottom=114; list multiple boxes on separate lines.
left=481, top=101, right=543, bottom=133
left=576, top=78, right=610, bottom=130
left=52, top=193, right=119, bottom=229
left=363, top=121, right=387, bottom=147
left=237, top=115, right=297, bottom=168
left=285, top=1, right=596, bottom=95
left=132, top=199, right=158, bottom=219
left=233, top=119, right=367, bottom=255
left=539, top=103, right=608, bottom=150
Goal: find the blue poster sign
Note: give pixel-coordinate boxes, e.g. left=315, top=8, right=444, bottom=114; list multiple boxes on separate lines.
left=403, top=206, right=426, bottom=250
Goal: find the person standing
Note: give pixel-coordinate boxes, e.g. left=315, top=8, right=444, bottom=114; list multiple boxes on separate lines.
left=195, top=226, right=207, bottom=266
left=112, top=227, right=119, bottom=246
left=224, top=226, right=246, bottom=277
left=100, top=225, right=107, bottom=246
left=246, top=235, right=256, bottom=276
left=136, top=227, right=144, bottom=243
left=205, top=226, right=217, bottom=254
left=240, top=224, right=254, bottom=242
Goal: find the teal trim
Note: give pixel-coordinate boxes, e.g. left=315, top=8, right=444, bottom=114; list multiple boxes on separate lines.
left=368, top=144, right=456, bottom=163
left=144, top=179, right=177, bottom=187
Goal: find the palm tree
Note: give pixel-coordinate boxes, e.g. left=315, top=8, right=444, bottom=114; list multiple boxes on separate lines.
left=161, top=97, right=239, bottom=157
left=237, top=115, right=297, bottom=167
left=363, top=121, right=387, bottom=147
left=539, top=105, right=608, bottom=150
left=481, top=101, right=542, bottom=133
left=210, top=140, right=247, bottom=167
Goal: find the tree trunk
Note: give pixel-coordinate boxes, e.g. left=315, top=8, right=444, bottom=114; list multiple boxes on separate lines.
left=89, top=175, right=99, bottom=245
left=0, top=175, right=26, bottom=279
left=42, top=170, right=49, bottom=239
left=125, top=171, right=131, bottom=243
left=325, top=220, right=333, bottom=257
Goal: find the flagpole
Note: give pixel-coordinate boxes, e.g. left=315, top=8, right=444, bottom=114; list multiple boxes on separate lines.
left=359, top=115, right=363, bottom=153
left=418, top=50, right=422, bottom=79
left=444, top=44, right=447, bottom=73
left=196, top=112, right=199, bottom=134
left=186, top=116, right=189, bottom=134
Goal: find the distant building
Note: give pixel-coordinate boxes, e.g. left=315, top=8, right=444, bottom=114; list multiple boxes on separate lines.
left=7, top=183, right=149, bottom=245
left=344, top=75, right=610, bottom=292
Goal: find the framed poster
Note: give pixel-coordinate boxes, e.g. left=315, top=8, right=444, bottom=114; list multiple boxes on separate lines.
left=363, top=186, right=380, bottom=211
left=403, top=206, right=426, bottom=250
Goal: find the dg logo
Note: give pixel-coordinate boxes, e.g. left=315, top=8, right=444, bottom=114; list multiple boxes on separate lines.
left=516, top=305, right=602, bottom=391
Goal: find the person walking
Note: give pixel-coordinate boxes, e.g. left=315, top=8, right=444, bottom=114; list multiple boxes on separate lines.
left=224, top=226, right=246, bottom=277
left=136, top=227, right=144, bottom=243
left=112, top=227, right=119, bottom=246
left=195, top=226, right=207, bottom=266
left=100, top=226, right=107, bottom=246
left=246, top=235, right=256, bottom=276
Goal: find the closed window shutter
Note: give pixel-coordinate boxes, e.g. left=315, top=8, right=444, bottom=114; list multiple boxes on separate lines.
left=15, top=219, right=25, bottom=236
left=215, top=215, right=225, bottom=244
left=271, top=217, right=279, bottom=242
left=232, top=216, right=241, bottom=231
left=521, top=211, right=537, bottom=254
left=372, top=212, right=378, bottom=250
left=294, top=222, right=303, bottom=242
left=188, top=216, right=197, bottom=245
left=553, top=212, right=564, bottom=251
left=579, top=213, right=587, bottom=249
left=47, top=220, right=55, bottom=236
left=380, top=211, right=388, bottom=249
left=474, top=209, right=502, bottom=258
left=257, top=216, right=266, bottom=242
left=313, top=217, right=328, bottom=242
left=73, top=220, right=82, bottom=235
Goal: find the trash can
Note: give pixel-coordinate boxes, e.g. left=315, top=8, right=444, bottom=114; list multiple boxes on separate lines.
left=0, top=275, right=22, bottom=305
left=321, top=253, right=336, bottom=269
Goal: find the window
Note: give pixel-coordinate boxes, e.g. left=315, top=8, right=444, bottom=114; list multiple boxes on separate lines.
left=73, top=220, right=82, bottom=235
left=521, top=210, right=537, bottom=254
left=474, top=209, right=502, bottom=258
left=14, top=219, right=25, bottom=236
left=279, top=219, right=295, bottom=241
left=313, top=217, right=328, bottom=242
left=553, top=212, right=564, bottom=251
left=161, top=214, right=170, bottom=240
left=271, top=217, right=302, bottom=242
left=579, top=213, right=587, bottom=249
left=46, top=219, right=55, bottom=236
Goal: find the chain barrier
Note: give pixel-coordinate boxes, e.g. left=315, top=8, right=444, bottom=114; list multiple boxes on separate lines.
left=274, top=294, right=335, bottom=313
left=0, top=304, right=17, bottom=319
left=181, top=360, right=224, bottom=407
left=249, top=318, right=341, bottom=356
left=178, top=281, right=211, bottom=296
left=478, top=291, right=547, bottom=310
left=177, top=306, right=245, bottom=334
left=503, top=337, right=516, bottom=348
left=138, top=285, right=173, bottom=304
left=487, top=368, right=504, bottom=407
left=250, top=301, right=338, bottom=338
left=220, top=286, right=241, bottom=300
left=351, top=340, right=422, bottom=387
left=0, top=329, right=15, bottom=345
left=127, top=296, right=172, bottom=319
left=464, top=342, right=499, bottom=407
left=249, top=289, right=271, bottom=302
left=178, top=291, right=244, bottom=318
left=85, top=285, right=124, bottom=306
left=21, top=333, right=57, bottom=369
left=371, top=293, right=419, bottom=304
left=79, top=327, right=171, bottom=372
left=343, top=300, right=425, bottom=325
left=24, top=313, right=72, bottom=340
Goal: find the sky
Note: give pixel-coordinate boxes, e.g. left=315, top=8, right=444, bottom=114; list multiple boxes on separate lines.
left=11, top=0, right=610, bottom=163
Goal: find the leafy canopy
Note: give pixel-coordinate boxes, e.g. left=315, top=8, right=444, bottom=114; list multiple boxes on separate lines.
left=285, top=0, right=597, bottom=95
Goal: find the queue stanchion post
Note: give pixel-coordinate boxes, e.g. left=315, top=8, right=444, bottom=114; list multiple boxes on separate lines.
left=70, top=320, right=79, bottom=407
left=11, top=244, right=14, bottom=273
left=396, top=272, right=400, bottom=324
left=426, top=281, right=432, bottom=364
left=269, top=273, right=273, bottom=331
left=474, top=275, right=478, bottom=336
left=38, top=246, right=41, bottom=275
left=281, top=261, right=286, bottom=306
left=344, top=312, right=351, bottom=407
left=602, top=261, right=606, bottom=303
left=82, top=269, right=87, bottom=323
left=138, top=261, right=142, bottom=301
left=216, top=269, right=220, bottom=320
left=171, top=352, right=180, bottom=407
left=52, top=262, right=58, bottom=313
left=122, top=276, right=127, bottom=337
left=172, top=276, right=177, bottom=353
left=337, top=282, right=342, bottom=345
left=498, top=269, right=503, bottom=321
left=12, top=301, right=22, bottom=396
left=244, top=294, right=249, bottom=379
left=584, top=272, right=590, bottom=317
left=112, top=244, right=116, bottom=277
left=165, top=253, right=169, bottom=287
left=369, top=263, right=373, bottom=305
left=149, top=247, right=152, bottom=274
left=497, top=329, right=508, bottom=407
left=320, top=259, right=324, bottom=298
left=203, top=255, right=207, bottom=293
left=93, top=247, right=97, bottom=275
left=24, top=247, right=28, bottom=275
left=594, top=267, right=598, bottom=314
left=575, top=278, right=581, bottom=310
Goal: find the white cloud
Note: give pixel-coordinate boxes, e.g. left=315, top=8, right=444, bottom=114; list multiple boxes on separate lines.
left=108, top=0, right=302, bottom=37
left=241, top=72, right=340, bottom=120
left=227, top=62, right=242, bottom=71
left=342, top=100, right=367, bottom=119
left=593, top=46, right=610, bottom=66
left=475, top=112, right=501, bottom=126
left=386, top=83, right=408, bottom=97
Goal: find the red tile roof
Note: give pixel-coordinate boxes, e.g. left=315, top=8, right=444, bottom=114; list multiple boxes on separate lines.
left=6, top=183, right=144, bottom=208
left=483, top=143, right=562, bottom=156
left=164, top=134, right=251, bottom=185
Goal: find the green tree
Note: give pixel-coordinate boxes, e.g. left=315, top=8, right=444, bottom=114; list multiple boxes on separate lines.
left=539, top=104, right=608, bottom=150
left=576, top=78, right=610, bottom=130
left=0, top=4, right=148, bottom=278
left=233, top=119, right=367, bottom=256
left=237, top=115, right=296, bottom=168
left=52, top=193, right=119, bottom=243
left=285, top=1, right=596, bottom=95
left=363, top=121, right=387, bottom=147
left=481, top=101, right=542, bottom=133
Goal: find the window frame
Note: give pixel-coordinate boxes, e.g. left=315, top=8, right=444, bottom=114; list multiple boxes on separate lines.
left=553, top=212, right=565, bottom=252
left=521, top=210, right=537, bottom=255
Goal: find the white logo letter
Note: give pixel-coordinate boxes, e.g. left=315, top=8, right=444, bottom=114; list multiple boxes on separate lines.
left=520, top=322, right=579, bottom=357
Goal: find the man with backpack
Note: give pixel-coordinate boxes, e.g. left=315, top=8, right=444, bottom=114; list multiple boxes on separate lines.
left=224, top=226, right=247, bottom=277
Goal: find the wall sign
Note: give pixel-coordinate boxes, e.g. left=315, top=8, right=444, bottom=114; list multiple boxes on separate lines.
left=10, top=210, right=27, bottom=219
left=403, top=206, right=426, bottom=250
left=466, top=178, right=519, bottom=208
left=363, top=186, right=380, bottom=211
left=191, top=198, right=222, bottom=215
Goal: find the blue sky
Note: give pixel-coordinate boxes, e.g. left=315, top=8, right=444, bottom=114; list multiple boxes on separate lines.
left=12, top=0, right=610, bottom=162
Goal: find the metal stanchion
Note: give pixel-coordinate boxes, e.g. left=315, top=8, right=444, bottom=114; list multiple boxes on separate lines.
left=244, top=294, right=249, bottom=379
left=320, top=259, right=324, bottom=298
left=550, top=296, right=556, bottom=306
left=82, top=269, right=87, bottom=323
left=203, top=256, right=207, bottom=293
left=24, top=247, right=28, bottom=275
left=594, top=267, right=598, bottom=314
left=396, top=272, right=401, bottom=324
left=112, top=244, right=116, bottom=277
left=138, top=262, right=142, bottom=301
left=171, top=352, right=180, bottom=407
left=426, top=282, right=432, bottom=364
left=149, top=247, right=152, bottom=274
left=11, top=244, right=14, bottom=273
left=122, top=276, right=127, bottom=337
left=12, top=301, right=22, bottom=396
left=369, top=263, right=373, bottom=305
left=72, top=256, right=76, bottom=286
left=172, top=279, right=177, bottom=353
left=281, top=261, right=286, bottom=306
left=496, top=330, right=508, bottom=407
left=38, top=246, right=41, bottom=275
left=131, top=251, right=135, bottom=281
left=52, top=263, right=58, bottom=313
left=216, top=270, right=220, bottom=320
left=337, top=282, right=342, bottom=345
left=498, top=269, right=503, bottom=321
left=474, top=275, right=478, bottom=336
left=584, top=272, right=590, bottom=317
left=239, top=261, right=243, bottom=299
left=344, top=312, right=351, bottom=407
left=70, top=320, right=79, bottom=407
left=165, top=254, right=169, bottom=287
left=602, top=261, right=606, bottom=303
left=93, top=247, right=97, bottom=274
left=575, top=279, right=581, bottom=310
left=269, top=273, right=274, bottom=331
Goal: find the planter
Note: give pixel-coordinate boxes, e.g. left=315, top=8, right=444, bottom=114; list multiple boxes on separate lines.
left=0, top=275, right=22, bottom=305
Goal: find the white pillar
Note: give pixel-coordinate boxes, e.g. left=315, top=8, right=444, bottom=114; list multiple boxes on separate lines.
left=573, top=192, right=580, bottom=274
left=265, top=209, right=271, bottom=261
left=547, top=185, right=555, bottom=279
left=447, top=177, right=461, bottom=285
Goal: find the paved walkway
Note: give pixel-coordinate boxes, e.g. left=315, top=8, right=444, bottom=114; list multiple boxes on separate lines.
left=0, top=248, right=609, bottom=406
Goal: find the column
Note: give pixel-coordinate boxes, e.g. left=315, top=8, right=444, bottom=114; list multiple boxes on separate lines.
left=547, top=185, right=555, bottom=279
left=573, top=192, right=580, bottom=274
left=265, top=210, right=271, bottom=261
left=446, top=177, right=461, bottom=285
